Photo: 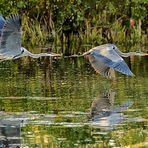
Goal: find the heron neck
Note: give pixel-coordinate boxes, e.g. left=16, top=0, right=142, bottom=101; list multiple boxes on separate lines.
left=114, top=48, right=146, bottom=57
left=28, top=53, right=52, bottom=58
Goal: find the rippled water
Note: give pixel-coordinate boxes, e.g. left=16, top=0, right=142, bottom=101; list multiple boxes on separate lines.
left=0, top=56, right=147, bottom=147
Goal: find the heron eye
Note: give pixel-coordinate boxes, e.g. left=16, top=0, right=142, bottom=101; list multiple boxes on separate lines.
left=21, top=48, right=24, bottom=54
left=112, top=46, right=115, bottom=50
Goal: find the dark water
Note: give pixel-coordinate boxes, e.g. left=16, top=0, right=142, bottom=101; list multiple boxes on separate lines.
left=0, top=56, right=147, bottom=147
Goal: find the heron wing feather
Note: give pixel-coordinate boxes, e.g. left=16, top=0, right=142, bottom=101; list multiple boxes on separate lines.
left=0, top=15, right=5, bottom=36
left=88, top=54, right=115, bottom=78
left=0, top=14, right=22, bottom=56
left=91, top=50, right=134, bottom=76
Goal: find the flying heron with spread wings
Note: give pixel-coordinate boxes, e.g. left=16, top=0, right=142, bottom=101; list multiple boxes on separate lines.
left=0, top=14, right=60, bottom=62
left=81, top=44, right=148, bottom=78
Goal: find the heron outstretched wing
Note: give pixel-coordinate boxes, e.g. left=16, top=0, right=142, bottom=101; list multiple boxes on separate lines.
left=90, top=46, right=134, bottom=76
left=0, top=14, right=5, bottom=36
left=87, top=53, right=115, bottom=78
left=0, top=14, right=22, bottom=56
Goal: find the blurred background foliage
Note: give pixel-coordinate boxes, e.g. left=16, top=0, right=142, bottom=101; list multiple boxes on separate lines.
left=0, top=0, right=147, bottom=55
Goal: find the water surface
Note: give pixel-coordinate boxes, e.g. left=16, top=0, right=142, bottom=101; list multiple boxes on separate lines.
left=0, top=56, right=147, bottom=147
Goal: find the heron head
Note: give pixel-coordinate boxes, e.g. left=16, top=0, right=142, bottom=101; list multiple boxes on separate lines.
left=20, top=47, right=30, bottom=57
left=108, top=44, right=118, bottom=51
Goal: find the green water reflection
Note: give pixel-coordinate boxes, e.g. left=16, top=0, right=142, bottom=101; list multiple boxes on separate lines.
left=0, top=56, right=147, bottom=147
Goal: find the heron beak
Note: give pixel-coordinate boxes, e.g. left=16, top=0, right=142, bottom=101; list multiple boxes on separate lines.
left=144, top=53, right=148, bottom=56
left=136, top=52, right=148, bottom=56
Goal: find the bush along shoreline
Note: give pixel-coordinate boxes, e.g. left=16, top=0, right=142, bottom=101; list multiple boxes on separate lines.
left=1, top=0, right=147, bottom=55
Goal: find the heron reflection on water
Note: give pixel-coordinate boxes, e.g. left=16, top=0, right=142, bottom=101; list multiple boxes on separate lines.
left=0, top=14, right=61, bottom=62
left=89, top=90, right=133, bottom=130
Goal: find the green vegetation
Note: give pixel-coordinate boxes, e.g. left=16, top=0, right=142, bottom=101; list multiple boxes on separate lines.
left=0, top=0, right=147, bottom=55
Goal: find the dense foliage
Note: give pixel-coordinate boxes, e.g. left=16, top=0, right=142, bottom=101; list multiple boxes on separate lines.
left=0, top=0, right=147, bottom=54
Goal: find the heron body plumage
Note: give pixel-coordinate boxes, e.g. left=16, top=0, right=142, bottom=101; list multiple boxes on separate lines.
left=0, top=14, right=61, bottom=61
left=88, top=53, right=115, bottom=78
left=91, top=46, right=134, bottom=76
left=83, top=44, right=136, bottom=78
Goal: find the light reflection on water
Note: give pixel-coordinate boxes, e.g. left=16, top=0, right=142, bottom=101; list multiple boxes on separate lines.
left=0, top=56, right=147, bottom=147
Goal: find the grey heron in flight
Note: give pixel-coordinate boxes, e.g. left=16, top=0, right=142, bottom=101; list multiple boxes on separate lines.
left=81, top=44, right=148, bottom=78
left=0, top=14, right=61, bottom=62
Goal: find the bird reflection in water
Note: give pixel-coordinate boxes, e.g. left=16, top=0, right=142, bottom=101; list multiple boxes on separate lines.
left=0, top=120, right=22, bottom=148
left=89, top=90, right=133, bottom=130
